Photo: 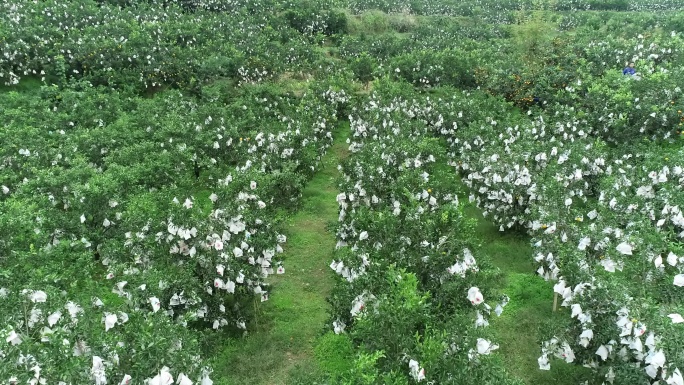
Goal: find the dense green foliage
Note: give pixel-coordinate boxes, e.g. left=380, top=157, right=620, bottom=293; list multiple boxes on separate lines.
left=2, top=0, right=684, bottom=384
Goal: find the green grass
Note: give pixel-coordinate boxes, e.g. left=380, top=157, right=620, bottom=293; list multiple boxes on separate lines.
left=314, top=332, right=355, bottom=375
left=461, top=198, right=591, bottom=385
left=411, top=143, right=589, bottom=384
left=208, top=125, right=350, bottom=385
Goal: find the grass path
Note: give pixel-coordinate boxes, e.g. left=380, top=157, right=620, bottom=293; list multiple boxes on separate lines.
left=210, top=126, right=349, bottom=385
left=461, top=202, right=591, bottom=385
left=209, top=123, right=589, bottom=385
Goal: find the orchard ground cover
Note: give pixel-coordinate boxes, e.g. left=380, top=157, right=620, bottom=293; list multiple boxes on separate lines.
left=3, top=1, right=684, bottom=384
left=205, top=125, right=350, bottom=385
left=460, top=202, right=591, bottom=385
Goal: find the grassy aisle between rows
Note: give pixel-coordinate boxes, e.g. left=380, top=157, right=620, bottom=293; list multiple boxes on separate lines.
left=209, top=126, right=350, bottom=385
left=460, top=202, right=591, bottom=385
